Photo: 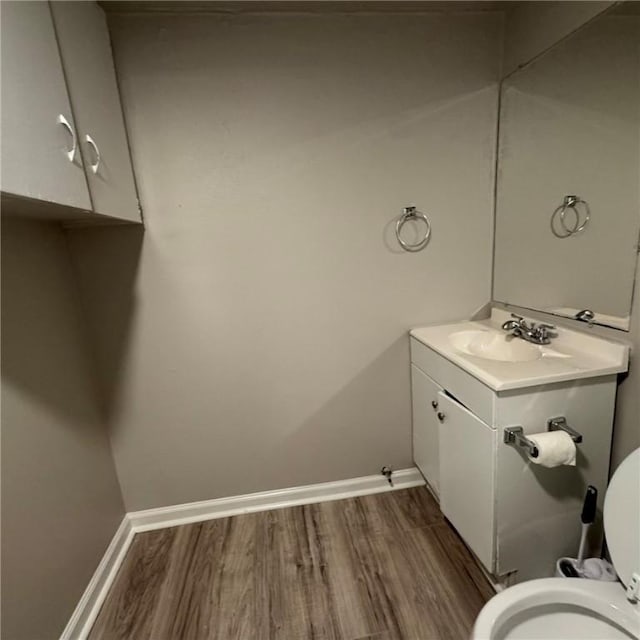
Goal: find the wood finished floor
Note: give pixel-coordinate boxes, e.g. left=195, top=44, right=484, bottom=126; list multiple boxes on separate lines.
left=89, top=487, right=494, bottom=640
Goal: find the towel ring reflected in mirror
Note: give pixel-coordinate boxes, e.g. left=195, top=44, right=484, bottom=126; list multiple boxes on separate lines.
left=396, top=206, right=432, bottom=252
left=550, top=195, right=591, bottom=239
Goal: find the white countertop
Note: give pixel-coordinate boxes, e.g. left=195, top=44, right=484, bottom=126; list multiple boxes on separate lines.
left=410, top=309, right=629, bottom=392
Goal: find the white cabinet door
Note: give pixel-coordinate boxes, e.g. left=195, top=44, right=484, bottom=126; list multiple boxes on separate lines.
left=438, top=390, right=496, bottom=571
left=50, top=1, right=140, bottom=222
left=1, top=1, right=91, bottom=210
left=411, top=365, right=442, bottom=496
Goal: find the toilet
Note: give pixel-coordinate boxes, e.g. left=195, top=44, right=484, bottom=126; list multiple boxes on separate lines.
left=472, top=448, right=640, bottom=640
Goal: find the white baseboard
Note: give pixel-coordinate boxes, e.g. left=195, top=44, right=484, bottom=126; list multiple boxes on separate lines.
left=129, top=467, right=425, bottom=532
left=62, top=467, right=424, bottom=638
left=60, top=516, right=134, bottom=640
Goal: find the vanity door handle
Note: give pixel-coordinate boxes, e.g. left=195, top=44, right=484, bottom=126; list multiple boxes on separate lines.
left=84, top=134, right=101, bottom=174
left=437, top=412, right=446, bottom=422
left=431, top=400, right=438, bottom=410
left=57, top=114, right=77, bottom=162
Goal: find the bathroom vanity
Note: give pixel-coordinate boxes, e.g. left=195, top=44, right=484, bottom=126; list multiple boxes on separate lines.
left=410, top=308, right=629, bottom=583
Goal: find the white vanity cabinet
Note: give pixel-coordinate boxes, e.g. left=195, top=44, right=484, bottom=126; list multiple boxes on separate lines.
left=1, top=1, right=140, bottom=224
left=437, top=390, right=495, bottom=571
left=411, top=353, right=496, bottom=571
left=411, top=365, right=442, bottom=496
left=409, top=314, right=625, bottom=583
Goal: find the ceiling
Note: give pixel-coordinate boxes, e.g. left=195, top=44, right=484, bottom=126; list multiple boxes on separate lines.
left=99, top=0, right=515, bottom=14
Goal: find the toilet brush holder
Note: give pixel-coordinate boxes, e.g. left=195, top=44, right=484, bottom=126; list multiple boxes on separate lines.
left=556, top=557, right=580, bottom=578
left=556, top=556, right=618, bottom=580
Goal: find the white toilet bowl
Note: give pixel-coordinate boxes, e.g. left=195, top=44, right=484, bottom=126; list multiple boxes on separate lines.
left=472, top=448, right=640, bottom=640
left=473, top=578, right=639, bottom=639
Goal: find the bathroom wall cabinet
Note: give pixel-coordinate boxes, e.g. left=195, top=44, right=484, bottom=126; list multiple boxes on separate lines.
left=1, top=1, right=91, bottom=212
left=1, top=1, right=140, bottom=224
left=410, top=334, right=618, bottom=582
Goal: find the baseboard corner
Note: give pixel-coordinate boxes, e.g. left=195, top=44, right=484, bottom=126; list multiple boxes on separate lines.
left=62, top=466, right=426, bottom=637
left=60, top=515, right=134, bottom=640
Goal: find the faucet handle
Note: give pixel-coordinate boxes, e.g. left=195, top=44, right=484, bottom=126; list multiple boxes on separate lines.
left=536, top=323, right=556, bottom=343
left=510, top=313, right=524, bottom=321
left=575, top=309, right=595, bottom=323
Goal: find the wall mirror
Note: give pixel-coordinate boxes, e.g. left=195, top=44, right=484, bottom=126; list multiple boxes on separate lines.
left=493, top=5, right=640, bottom=330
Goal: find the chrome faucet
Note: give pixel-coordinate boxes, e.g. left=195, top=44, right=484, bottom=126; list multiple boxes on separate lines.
left=501, top=313, right=556, bottom=345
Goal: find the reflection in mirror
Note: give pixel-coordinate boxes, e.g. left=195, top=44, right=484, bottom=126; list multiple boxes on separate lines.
left=493, top=7, right=640, bottom=330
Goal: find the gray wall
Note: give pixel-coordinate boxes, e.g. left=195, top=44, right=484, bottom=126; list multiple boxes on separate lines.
left=502, top=1, right=615, bottom=76
left=68, top=11, right=502, bottom=511
left=1, top=218, right=125, bottom=640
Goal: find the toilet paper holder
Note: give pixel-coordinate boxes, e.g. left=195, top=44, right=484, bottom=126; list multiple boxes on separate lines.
left=547, top=416, right=583, bottom=443
left=504, top=427, right=539, bottom=458
left=504, top=417, right=583, bottom=457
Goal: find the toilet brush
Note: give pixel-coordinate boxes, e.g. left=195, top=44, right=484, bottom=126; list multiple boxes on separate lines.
left=556, top=485, right=618, bottom=580
left=556, top=485, right=597, bottom=578
left=576, top=485, right=597, bottom=570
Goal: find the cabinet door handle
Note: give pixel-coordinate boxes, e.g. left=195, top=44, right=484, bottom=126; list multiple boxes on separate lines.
left=437, top=412, right=446, bottom=422
left=84, top=134, right=101, bottom=174
left=431, top=400, right=438, bottom=410
left=57, top=114, right=77, bottom=162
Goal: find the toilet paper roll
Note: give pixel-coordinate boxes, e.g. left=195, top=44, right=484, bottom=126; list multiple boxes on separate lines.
left=528, top=431, right=576, bottom=467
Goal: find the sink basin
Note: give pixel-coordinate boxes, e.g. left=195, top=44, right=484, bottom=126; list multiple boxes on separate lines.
left=410, top=310, right=629, bottom=391
left=449, top=330, right=542, bottom=363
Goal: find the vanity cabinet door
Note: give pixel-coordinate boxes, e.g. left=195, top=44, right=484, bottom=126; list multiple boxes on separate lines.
left=1, top=1, right=91, bottom=210
left=50, top=1, right=141, bottom=222
left=438, top=390, right=496, bottom=571
left=411, top=365, right=442, bottom=496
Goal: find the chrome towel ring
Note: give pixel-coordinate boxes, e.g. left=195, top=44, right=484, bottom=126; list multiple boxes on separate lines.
left=396, top=206, right=432, bottom=252
left=550, top=195, right=590, bottom=238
